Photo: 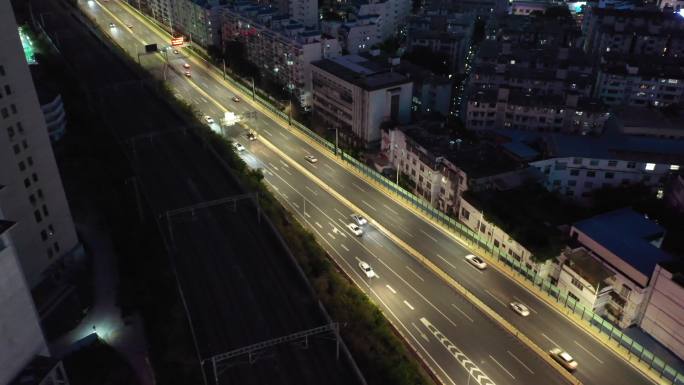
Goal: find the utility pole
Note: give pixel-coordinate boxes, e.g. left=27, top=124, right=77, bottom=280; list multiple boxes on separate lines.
left=222, top=59, right=226, bottom=80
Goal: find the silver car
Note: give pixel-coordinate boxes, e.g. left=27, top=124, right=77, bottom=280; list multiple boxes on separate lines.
left=510, top=301, right=530, bottom=317
left=350, top=213, right=367, bottom=226
left=549, top=348, right=578, bottom=371
left=465, top=254, right=487, bottom=270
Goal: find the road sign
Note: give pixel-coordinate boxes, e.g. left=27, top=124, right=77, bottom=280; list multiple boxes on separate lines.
left=171, top=36, right=184, bottom=46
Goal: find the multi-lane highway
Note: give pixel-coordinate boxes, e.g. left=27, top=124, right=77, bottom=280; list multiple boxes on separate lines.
left=76, top=1, right=662, bottom=384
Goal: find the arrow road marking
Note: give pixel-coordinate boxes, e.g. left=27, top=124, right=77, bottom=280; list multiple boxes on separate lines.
left=421, top=317, right=496, bottom=385
left=412, top=322, right=429, bottom=342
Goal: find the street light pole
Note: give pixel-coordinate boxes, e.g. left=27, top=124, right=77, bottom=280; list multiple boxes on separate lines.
left=251, top=77, right=256, bottom=100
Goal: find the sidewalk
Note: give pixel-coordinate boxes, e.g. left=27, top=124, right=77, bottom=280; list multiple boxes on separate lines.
left=49, top=206, right=155, bottom=385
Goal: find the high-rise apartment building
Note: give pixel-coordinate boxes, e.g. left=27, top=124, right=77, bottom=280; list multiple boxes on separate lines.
left=1, top=1, right=80, bottom=289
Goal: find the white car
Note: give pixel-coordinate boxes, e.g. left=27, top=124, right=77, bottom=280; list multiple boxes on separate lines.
left=510, top=301, right=530, bottom=317
left=465, top=254, right=487, bottom=270
left=347, top=223, right=363, bottom=236
left=305, top=155, right=318, bottom=163
left=233, top=142, right=245, bottom=152
left=203, top=115, right=214, bottom=124
left=232, top=96, right=241, bottom=102
left=173, top=49, right=179, bottom=54
left=182, top=62, right=190, bottom=69
left=350, top=214, right=367, bottom=226
left=549, top=348, right=578, bottom=371
left=358, top=261, right=376, bottom=278
left=184, top=71, right=191, bottom=78
left=108, top=22, right=116, bottom=28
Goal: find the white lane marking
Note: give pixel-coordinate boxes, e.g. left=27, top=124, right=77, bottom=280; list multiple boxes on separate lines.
left=361, top=200, right=377, bottom=211
left=386, top=285, right=396, bottom=294
left=366, top=234, right=384, bottom=248
left=574, top=340, right=605, bottom=364
left=278, top=131, right=288, bottom=139
left=420, top=318, right=496, bottom=385
left=331, top=225, right=347, bottom=238
left=489, top=354, right=515, bottom=380
left=309, top=163, right=318, bottom=169
left=327, top=232, right=336, bottom=240
left=412, top=322, right=429, bottom=342
left=436, top=253, right=458, bottom=270
left=451, top=303, right=474, bottom=323
left=541, top=333, right=560, bottom=348
left=383, top=204, right=399, bottom=215
left=305, top=185, right=318, bottom=196
left=352, top=182, right=366, bottom=192
left=282, top=167, right=293, bottom=176
left=262, top=129, right=273, bottom=137
left=419, top=229, right=438, bottom=242
left=280, top=192, right=288, bottom=200
left=507, top=350, right=534, bottom=374
left=291, top=202, right=300, bottom=209
left=315, top=222, right=323, bottom=229
left=484, top=290, right=507, bottom=307
left=324, top=163, right=335, bottom=172
left=333, top=208, right=345, bottom=217
left=279, top=159, right=290, bottom=168
left=406, top=266, right=424, bottom=282
left=271, top=184, right=279, bottom=191
left=268, top=162, right=279, bottom=171
left=303, top=211, right=311, bottom=218
left=513, top=296, right=537, bottom=314
left=403, top=300, right=415, bottom=310
left=340, top=244, right=349, bottom=252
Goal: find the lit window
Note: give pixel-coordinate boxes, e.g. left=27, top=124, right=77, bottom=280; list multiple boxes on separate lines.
left=645, top=163, right=656, bottom=171
left=670, top=165, right=680, bottom=171
left=656, top=189, right=664, bottom=199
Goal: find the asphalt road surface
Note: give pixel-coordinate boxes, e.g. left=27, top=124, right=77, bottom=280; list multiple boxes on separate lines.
left=32, top=1, right=359, bottom=384
left=61, top=1, right=662, bottom=384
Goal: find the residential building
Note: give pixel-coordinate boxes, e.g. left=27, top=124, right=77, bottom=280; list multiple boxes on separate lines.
left=595, top=54, right=684, bottom=108
left=222, top=3, right=341, bottom=107
left=610, top=108, right=684, bottom=140
left=311, top=54, right=412, bottom=146
left=567, top=208, right=672, bottom=327
left=357, top=0, right=412, bottom=41
left=491, top=122, right=684, bottom=200
left=469, top=42, right=596, bottom=98
left=288, top=0, right=318, bottom=27
left=381, top=122, right=539, bottom=214
left=582, top=7, right=684, bottom=57
left=484, top=13, right=584, bottom=49
left=171, top=0, right=224, bottom=48
left=465, top=88, right=609, bottom=134
left=407, top=12, right=475, bottom=74
left=322, top=16, right=380, bottom=54
left=1, top=4, right=71, bottom=385
left=641, top=262, right=684, bottom=361
left=1, top=2, right=80, bottom=288
left=664, top=174, right=684, bottom=213
left=364, top=52, right=453, bottom=116
left=556, top=247, right=615, bottom=313
left=147, top=0, right=174, bottom=27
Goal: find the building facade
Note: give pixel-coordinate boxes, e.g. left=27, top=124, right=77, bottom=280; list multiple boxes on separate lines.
left=595, top=55, right=684, bottom=108
left=222, top=3, right=341, bottom=107
left=1, top=4, right=71, bottom=385
left=1, top=3, right=80, bottom=288
left=465, top=88, right=609, bottom=134
left=172, top=0, right=223, bottom=48
left=407, top=12, right=475, bottom=74
left=357, top=0, right=412, bottom=41
left=567, top=209, right=672, bottom=327
left=312, top=55, right=412, bottom=146
left=640, top=263, right=684, bottom=361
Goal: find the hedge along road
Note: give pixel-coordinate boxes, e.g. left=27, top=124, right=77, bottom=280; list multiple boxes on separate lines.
left=87, top=2, right=661, bottom=385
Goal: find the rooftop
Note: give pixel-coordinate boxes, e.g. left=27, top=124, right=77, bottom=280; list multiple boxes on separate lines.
left=573, top=208, right=672, bottom=278
left=613, top=107, right=684, bottom=132
left=312, top=55, right=411, bottom=91
left=563, top=247, right=615, bottom=289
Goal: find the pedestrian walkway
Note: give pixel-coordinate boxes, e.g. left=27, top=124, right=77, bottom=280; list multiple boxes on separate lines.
left=49, top=206, right=154, bottom=385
